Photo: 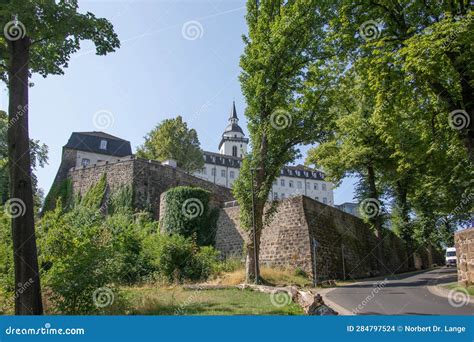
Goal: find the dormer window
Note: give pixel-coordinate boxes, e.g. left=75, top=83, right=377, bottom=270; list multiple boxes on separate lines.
left=100, top=139, right=107, bottom=150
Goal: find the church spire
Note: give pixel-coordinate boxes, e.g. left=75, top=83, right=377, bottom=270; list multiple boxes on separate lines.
left=229, top=100, right=238, bottom=124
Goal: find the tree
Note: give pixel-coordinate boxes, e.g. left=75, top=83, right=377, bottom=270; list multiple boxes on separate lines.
left=0, top=110, right=48, bottom=206
left=136, top=116, right=204, bottom=173
left=0, top=0, right=119, bottom=314
left=328, top=0, right=473, bottom=161
left=234, top=0, right=339, bottom=283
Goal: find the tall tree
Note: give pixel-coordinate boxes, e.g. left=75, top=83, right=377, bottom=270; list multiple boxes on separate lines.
left=136, top=116, right=204, bottom=173
left=0, top=0, right=119, bottom=314
left=328, top=0, right=473, bottom=161
left=234, top=0, right=338, bottom=283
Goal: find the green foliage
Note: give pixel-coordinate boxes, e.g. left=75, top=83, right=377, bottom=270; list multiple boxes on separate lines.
left=160, top=186, right=219, bottom=246
left=143, top=233, right=220, bottom=283
left=38, top=205, right=117, bottom=314
left=108, top=185, right=133, bottom=214
left=81, top=174, right=107, bottom=209
left=136, top=116, right=204, bottom=172
left=42, top=178, right=73, bottom=213
left=0, top=0, right=120, bottom=83
left=0, top=212, right=13, bottom=296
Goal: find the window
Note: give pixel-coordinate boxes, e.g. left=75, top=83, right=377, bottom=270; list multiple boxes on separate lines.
left=81, top=158, right=90, bottom=167
left=314, top=183, right=319, bottom=190
left=289, top=180, right=294, bottom=188
left=323, top=197, right=328, bottom=204
left=203, top=168, right=207, bottom=175
left=280, top=179, right=285, bottom=186
left=297, top=181, right=302, bottom=189
left=273, top=193, right=278, bottom=200
left=322, top=183, right=326, bottom=191
left=230, top=171, right=235, bottom=179
left=232, top=146, right=237, bottom=157
left=273, top=179, right=278, bottom=186
left=211, top=168, right=216, bottom=176
left=315, top=196, right=319, bottom=201
left=281, top=193, right=285, bottom=199
left=221, top=169, right=226, bottom=178
left=99, top=139, right=107, bottom=150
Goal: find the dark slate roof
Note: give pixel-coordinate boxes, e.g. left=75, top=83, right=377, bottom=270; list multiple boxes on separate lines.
left=202, top=151, right=325, bottom=180
left=223, top=123, right=244, bottom=135
left=203, top=151, right=243, bottom=168
left=64, top=131, right=132, bottom=157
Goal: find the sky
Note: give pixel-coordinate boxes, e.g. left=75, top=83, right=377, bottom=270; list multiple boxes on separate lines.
left=1, top=0, right=357, bottom=205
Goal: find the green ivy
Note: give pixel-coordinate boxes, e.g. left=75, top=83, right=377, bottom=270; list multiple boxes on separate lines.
left=42, top=178, right=73, bottom=213
left=81, top=174, right=107, bottom=209
left=160, top=186, right=219, bottom=246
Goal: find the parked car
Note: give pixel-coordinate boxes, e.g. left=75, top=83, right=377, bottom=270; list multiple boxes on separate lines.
left=445, top=247, right=457, bottom=267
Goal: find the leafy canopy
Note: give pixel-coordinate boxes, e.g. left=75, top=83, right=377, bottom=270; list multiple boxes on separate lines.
left=136, top=116, right=204, bottom=173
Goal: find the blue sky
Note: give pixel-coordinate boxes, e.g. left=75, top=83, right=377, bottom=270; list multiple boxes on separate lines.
left=1, top=0, right=356, bottom=205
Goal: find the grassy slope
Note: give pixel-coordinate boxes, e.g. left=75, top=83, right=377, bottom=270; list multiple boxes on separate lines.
left=445, top=283, right=474, bottom=296
left=106, top=286, right=304, bottom=315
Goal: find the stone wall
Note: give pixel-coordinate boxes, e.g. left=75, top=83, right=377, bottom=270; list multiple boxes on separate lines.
left=455, top=227, right=474, bottom=286
left=68, top=156, right=234, bottom=219
left=216, top=195, right=419, bottom=281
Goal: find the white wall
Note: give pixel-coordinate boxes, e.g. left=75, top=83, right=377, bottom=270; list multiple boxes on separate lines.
left=193, top=163, right=334, bottom=206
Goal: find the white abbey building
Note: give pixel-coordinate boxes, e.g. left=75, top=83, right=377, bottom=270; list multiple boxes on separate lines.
left=193, top=102, right=334, bottom=205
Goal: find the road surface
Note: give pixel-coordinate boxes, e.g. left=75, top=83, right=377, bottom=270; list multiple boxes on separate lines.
left=324, top=268, right=474, bottom=315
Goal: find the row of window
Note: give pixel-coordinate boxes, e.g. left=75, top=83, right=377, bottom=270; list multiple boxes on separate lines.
left=273, top=192, right=329, bottom=204
left=273, top=179, right=327, bottom=191
left=198, top=167, right=237, bottom=179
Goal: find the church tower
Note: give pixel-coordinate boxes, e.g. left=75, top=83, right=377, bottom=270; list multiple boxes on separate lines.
left=218, top=101, right=249, bottom=158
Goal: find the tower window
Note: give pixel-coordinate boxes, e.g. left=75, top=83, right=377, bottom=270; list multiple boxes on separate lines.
left=81, top=158, right=90, bottom=167
left=99, top=139, right=107, bottom=150
left=221, top=169, right=226, bottom=178
left=322, top=183, right=327, bottom=191
left=232, top=146, right=237, bottom=157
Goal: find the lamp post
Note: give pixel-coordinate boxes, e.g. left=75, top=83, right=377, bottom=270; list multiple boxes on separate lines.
left=250, top=167, right=261, bottom=284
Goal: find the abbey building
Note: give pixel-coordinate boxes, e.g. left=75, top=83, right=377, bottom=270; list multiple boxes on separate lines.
left=193, top=102, right=334, bottom=206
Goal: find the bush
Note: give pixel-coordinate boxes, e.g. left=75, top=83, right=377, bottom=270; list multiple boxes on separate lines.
left=0, top=212, right=14, bottom=311
left=160, top=186, right=219, bottom=246
left=143, top=233, right=220, bottom=283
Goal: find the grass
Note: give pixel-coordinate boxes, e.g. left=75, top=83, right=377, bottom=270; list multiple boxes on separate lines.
left=105, top=285, right=304, bottom=315
left=207, top=266, right=313, bottom=288
left=444, top=283, right=474, bottom=296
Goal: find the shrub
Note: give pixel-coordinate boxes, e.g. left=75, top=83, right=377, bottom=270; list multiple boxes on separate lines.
left=42, top=178, right=73, bottom=212
left=160, top=186, right=219, bottom=246
left=143, top=233, right=220, bottom=283
left=38, top=205, right=117, bottom=314
left=0, top=212, right=14, bottom=310
left=81, top=173, right=107, bottom=209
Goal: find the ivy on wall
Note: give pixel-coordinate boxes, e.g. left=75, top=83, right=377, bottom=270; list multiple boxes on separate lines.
left=160, top=186, right=219, bottom=246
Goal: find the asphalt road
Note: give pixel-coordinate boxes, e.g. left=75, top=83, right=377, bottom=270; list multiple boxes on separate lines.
left=325, top=268, right=474, bottom=315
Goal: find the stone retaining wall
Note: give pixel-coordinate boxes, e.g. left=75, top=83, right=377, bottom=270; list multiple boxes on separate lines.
left=216, top=196, right=435, bottom=281
left=68, top=156, right=234, bottom=219
left=455, top=227, right=474, bottom=286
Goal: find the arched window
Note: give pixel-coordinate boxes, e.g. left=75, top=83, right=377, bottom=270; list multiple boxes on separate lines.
left=232, top=146, right=237, bottom=157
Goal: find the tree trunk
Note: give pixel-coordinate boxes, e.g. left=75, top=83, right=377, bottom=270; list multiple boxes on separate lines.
left=395, top=180, right=414, bottom=269
left=245, top=202, right=263, bottom=284
left=366, top=165, right=384, bottom=274
left=8, top=37, right=43, bottom=315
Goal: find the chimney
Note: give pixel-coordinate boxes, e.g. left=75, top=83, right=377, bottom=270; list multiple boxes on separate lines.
left=162, top=159, right=177, bottom=168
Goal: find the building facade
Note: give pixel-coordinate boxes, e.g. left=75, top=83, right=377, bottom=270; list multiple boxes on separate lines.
left=193, top=102, right=334, bottom=205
